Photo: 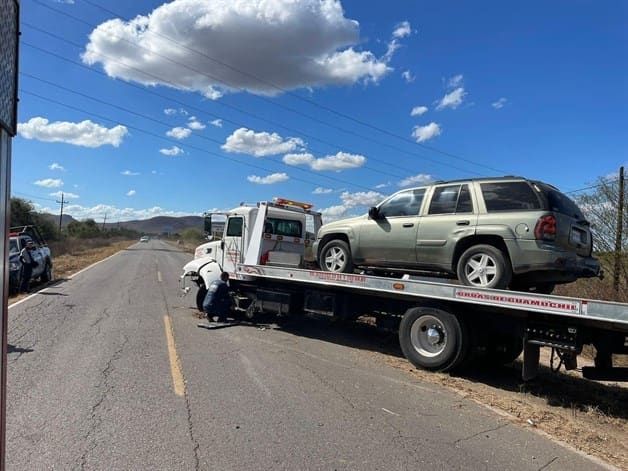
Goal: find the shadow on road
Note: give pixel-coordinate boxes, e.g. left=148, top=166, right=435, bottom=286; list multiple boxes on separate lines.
left=7, top=344, right=34, bottom=354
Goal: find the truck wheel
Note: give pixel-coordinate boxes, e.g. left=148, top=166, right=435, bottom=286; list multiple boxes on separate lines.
left=319, top=240, right=354, bottom=273
left=399, top=305, right=468, bottom=372
left=196, top=286, right=207, bottom=312
left=40, top=262, right=52, bottom=283
left=457, top=244, right=512, bottom=289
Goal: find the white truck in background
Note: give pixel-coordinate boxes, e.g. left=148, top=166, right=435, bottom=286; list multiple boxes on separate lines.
left=180, top=198, right=628, bottom=382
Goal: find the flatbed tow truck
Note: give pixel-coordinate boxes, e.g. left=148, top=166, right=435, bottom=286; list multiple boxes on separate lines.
left=181, top=199, right=628, bottom=382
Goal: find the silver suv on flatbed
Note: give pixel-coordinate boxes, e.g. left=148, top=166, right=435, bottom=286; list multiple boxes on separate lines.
left=313, top=177, right=600, bottom=293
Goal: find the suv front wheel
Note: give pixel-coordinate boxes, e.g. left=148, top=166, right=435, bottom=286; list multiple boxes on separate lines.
left=319, top=239, right=354, bottom=273
left=457, top=244, right=512, bottom=289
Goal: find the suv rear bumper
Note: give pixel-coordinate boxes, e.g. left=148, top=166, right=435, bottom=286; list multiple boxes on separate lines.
left=506, top=239, right=601, bottom=282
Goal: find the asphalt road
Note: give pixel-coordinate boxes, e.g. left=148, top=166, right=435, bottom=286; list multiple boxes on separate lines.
left=6, top=239, right=610, bottom=470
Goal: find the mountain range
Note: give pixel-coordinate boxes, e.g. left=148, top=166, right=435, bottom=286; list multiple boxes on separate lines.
left=41, top=214, right=204, bottom=235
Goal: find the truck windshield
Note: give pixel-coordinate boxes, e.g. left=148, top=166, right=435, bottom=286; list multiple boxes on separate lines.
left=9, top=239, right=18, bottom=253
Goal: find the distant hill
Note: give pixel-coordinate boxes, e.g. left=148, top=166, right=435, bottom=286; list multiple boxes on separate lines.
left=40, top=213, right=204, bottom=236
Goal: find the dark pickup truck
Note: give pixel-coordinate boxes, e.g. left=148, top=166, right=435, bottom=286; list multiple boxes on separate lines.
left=8, top=226, right=53, bottom=294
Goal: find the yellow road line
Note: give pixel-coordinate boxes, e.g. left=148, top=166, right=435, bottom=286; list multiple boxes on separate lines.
left=163, top=315, right=185, bottom=397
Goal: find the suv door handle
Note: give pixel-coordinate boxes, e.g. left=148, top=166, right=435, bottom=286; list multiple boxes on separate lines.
left=402, top=223, right=414, bottom=228
left=456, top=220, right=470, bottom=226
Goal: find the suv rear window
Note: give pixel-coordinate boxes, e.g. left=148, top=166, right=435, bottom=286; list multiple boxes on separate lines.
left=481, top=182, right=541, bottom=211
left=539, top=185, right=584, bottom=219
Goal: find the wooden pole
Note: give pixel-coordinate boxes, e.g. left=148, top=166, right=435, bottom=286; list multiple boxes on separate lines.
left=613, top=166, right=624, bottom=294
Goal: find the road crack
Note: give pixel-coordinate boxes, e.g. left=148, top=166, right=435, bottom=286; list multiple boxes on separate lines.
left=452, top=422, right=509, bottom=445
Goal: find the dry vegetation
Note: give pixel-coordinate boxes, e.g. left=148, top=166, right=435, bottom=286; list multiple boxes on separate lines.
left=8, top=239, right=627, bottom=467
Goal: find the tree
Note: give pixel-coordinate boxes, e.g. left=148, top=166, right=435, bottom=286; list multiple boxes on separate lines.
left=10, top=197, right=59, bottom=240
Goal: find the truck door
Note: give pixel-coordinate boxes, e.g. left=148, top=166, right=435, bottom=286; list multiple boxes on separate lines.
left=222, top=216, right=245, bottom=271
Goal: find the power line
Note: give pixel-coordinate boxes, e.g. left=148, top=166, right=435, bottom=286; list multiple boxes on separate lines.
left=27, top=0, right=507, bottom=176
left=21, top=28, right=479, bottom=178
left=79, top=0, right=507, bottom=174
left=564, top=177, right=621, bottom=195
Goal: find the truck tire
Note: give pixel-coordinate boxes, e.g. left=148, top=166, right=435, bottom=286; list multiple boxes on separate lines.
left=196, top=286, right=207, bottom=312
left=319, top=239, right=354, bottom=273
left=399, top=305, right=468, bottom=372
left=40, top=261, right=52, bottom=283
left=457, top=244, right=512, bottom=290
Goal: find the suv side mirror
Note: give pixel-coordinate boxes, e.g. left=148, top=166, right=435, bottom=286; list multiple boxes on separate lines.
left=368, top=206, right=380, bottom=219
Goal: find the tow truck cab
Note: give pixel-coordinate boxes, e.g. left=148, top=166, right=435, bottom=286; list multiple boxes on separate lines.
left=181, top=199, right=322, bottom=309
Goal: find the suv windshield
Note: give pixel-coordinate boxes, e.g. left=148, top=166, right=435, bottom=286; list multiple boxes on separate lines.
left=9, top=239, right=18, bottom=254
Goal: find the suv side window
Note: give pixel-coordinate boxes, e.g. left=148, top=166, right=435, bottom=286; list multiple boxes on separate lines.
left=428, top=184, right=473, bottom=214
left=481, top=182, right=542, bottom=211
left=379, top=189, right=426, bottom=217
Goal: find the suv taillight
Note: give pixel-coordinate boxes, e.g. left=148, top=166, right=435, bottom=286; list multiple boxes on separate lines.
left=535, top=215, right=556, bottom=241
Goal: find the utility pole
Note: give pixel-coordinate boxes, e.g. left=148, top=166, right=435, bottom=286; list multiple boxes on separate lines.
left=102, top=213, right=107, bottom=231
left=56, top=192, right=68, bottom=234
left=613, top=166, right=625, bottom=295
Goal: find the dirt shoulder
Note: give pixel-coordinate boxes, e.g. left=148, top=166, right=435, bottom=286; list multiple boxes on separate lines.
left=9, top=241, right=627, bottom=468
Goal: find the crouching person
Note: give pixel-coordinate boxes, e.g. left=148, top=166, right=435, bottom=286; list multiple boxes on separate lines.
left=202, top=272, right=232, bottom=323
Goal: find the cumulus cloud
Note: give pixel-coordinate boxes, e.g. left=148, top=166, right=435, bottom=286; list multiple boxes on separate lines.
left=50, top=191, right=79, bottom=199
left=320, top=205, right=349, bottom=221
left=412, top=122, right=441, bottom=142
left=410, top=106, right=428, bottom=117
left=283, top=151, right=365, bottom=171
left=447, top=74, right=464, bottom=89
left=210, top=119, right=223, bottom=128
left=399, top=173, right=434, bottom=187
left=33, top=202, right=194, bottom=221
left=313, top=187, right=333, bottom=194
left=82, top=0, right=392, bottom=98
left=49, top=163, right=65, bottom=171
left=159, top=146, right=184, bottom=156
left=121, top=170, right=140, bottom=176
left=188, top=116, right=206, bottom=130
left=375, top=182, right=390, bottom=189
left=164, top=108, right=177, bottom=115
left=127, top=190, right=136, bottom=196
left=492, top=97, right=507, bottom=109
left=18, top=117, right=128, bottom=148
left=34, top=178, right=63, bottom=188
left=340, top=191, right=384, bottom=208
left=247, top=173, right=289, bottom=184
left=392, top=21, right=412, bottom=39
left=436, top=87, right=466, bottom=110
left=223, top=128, right=304, bottom=157
left=402, top=70, right=415, bottom=83
left=166, top=126, right=192, bottom=140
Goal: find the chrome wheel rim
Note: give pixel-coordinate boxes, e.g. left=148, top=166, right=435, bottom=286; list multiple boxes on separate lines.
left=464, top=253, right=497, bottom=287
left=409, top=315, right=447, bottom=357
left=324, top=246, right=346, bottom=272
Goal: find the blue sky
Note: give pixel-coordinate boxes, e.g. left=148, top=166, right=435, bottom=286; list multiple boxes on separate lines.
left=11, top=0, right=628, bottom=222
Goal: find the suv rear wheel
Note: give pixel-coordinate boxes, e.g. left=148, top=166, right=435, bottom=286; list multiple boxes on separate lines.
left=319, top=239, right=354, bottom=273
left=457, top=244, right=512, bottom=289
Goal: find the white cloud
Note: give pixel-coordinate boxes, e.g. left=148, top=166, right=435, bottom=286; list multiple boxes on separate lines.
left=188, top=116, right=206, bottom=130
left=82, top=0, right=391, bottom=98
left=311, top=152, right=366, bottom=171
left=399, top=173, right=434, bottom=187
left=166, top=126, right=192, bottom=140
left=412, top=122, right=441, bottom=143
left=127, top=190, right=136, bottom=196
left=492, top=97, right=507, bottom=109
left=283, top=151, right=366, bottom=171
left=410, top=106, right=428, bottom=117
left=34, top=202, right=194, bottom=221
left=159, top=146, right=184, bottom=156
left=447, top=74, right=464, bottom=89
left=392, top=21, right=412, bottom=39
left=313, top=187, right=333, bottom=194
left=34, top=178, right=63, bottom=188
left=283, top=153, right=314, bottom=166
left=121, top=170, right=140, bottom=176
left=49, top=191, right=79, bottom=199
left=402, top=70, right=415, bottom=83
left=222, top=128, right=304, bottom=157
left=18, top=117, right=128, bottom=148
left=341, top=191, right=384, bottom=208
left=375, top=182, right=390, bottom=189
left=247, top=173, right=289, bottom=184
left=210, top=119, right=223, bottom=128
left=436, top=87, right=466, bottom=110
left=49, top=163, right=65, bottom=171
left=320, top=205, right=349, bottom=221
left=164, top=108, right=177, bottom=115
